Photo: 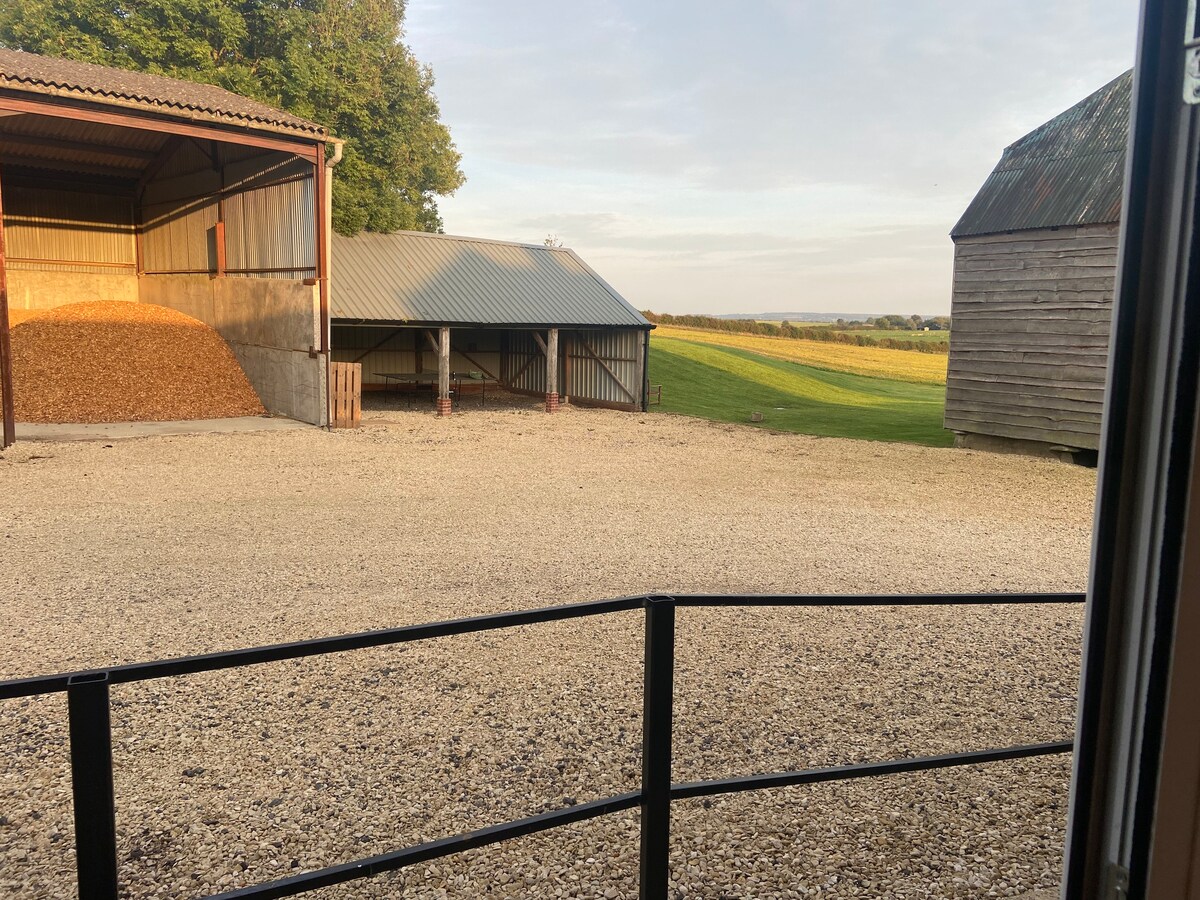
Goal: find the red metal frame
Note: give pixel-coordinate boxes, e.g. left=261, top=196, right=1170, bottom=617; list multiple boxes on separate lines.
left=0, top=94, right=323, bottom=161
left=0, top=171, right=14, bottom=448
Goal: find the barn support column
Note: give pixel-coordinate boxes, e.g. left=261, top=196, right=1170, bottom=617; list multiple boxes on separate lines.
left=562, top=331, right=572, bottom=405
left=0, top=172, right=14, bottom=449
left=436, top=325, right=452, bottom=417
left=545, top=327, right=559, bottom=413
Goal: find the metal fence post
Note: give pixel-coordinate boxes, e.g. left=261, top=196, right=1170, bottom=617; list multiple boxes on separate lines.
left=639, top=596, right=675, bottom=900
left=67, top=673, right=119, bottom=900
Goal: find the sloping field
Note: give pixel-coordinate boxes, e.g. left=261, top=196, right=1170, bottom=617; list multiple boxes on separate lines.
left=653, top=324, right=948, bottom=384
left=651, top=333, right=952, bottom=446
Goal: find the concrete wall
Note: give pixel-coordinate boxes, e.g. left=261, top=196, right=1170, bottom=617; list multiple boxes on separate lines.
left=139, top=274, right=326, bottom=425
left=5, top=270, right=139, bottom=312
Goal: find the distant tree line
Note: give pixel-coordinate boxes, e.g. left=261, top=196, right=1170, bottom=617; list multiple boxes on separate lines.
left=642, top=312, right=950, bottom=354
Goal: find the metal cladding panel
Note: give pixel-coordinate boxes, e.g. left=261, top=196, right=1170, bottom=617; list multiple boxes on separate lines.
left=0, top=115, right=164, bottom=176
left=140, top=163, right=219, bottom=273
left=568, top=329, right=641, bottom=405
left=2, top=184, right=135, bottom=272
left=222, top=153, right=315, bottom=278
left=952, top=71, right=1131, bottom=238
left=504, top=331, right=546, bottom=393
left=331, top=231, right=650, bottom=328
left=138, top=142, right=315, bottom=277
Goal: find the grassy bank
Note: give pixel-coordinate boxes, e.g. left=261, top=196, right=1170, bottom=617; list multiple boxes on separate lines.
left=650, top=333, right=952, bottom=446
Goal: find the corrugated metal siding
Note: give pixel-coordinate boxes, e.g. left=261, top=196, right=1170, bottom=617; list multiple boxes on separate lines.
left=332, top=231, right=650, bottom=328
left=0, top=116, right=163, bottom=176
left=222, top=152, right=315, bottom=279
left=0, top=48, right=325, bottom=138
left=139, top=141, right=315, bottom=278
left=567, top=329, right=641, bottom=406
left=503, top=331, right=545, bottom=393
left=944, top=224, right=1118, bottom=449
left=2, top=184, right=135, bottom=273
left=952, top=71, right=1130, bottom=238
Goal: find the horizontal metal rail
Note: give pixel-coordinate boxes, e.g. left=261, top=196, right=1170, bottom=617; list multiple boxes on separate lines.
left=0, top=592, right=1085, bottom=700
left=671, top=740, right=1075, bottom=801
left=207, top=792, right=643, bottom=900
left=0, top=591, right=1088, bottom=900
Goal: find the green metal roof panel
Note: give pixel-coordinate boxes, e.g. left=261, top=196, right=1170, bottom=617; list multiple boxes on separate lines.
left=331, top=231, right=650, bottom=328
left=951, top=71, right=1130, bottom=238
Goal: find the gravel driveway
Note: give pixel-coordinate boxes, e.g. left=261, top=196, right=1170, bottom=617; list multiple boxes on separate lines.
left=0, top=401, right=1097, bottom=899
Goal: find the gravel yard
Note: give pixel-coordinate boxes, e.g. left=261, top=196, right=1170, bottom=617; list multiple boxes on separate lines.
left=0, top=400, right=1097, bottom=899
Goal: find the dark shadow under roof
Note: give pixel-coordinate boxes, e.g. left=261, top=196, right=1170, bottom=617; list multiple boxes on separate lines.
left=331, top=231, right=651, bottom=329
left=951, top=71, right=1131, bottom=239
left=0, top=48, right=324, bottom=139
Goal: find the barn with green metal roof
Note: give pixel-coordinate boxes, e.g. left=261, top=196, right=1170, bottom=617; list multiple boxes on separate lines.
left=945, top=71, right=1131, bottom=457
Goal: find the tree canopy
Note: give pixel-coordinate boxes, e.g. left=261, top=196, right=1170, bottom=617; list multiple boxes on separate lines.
left=0, top=0, right=465, bottom=235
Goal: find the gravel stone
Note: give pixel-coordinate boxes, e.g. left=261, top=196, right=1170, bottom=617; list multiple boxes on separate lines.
left=0, top=400, right=1096, bottom=898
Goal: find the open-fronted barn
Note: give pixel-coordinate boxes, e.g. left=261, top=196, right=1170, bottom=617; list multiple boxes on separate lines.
left=331, top=231, right=653, bottom=414
left=0, top=48, right=340, bottom=445
left=944, top=71, right=1130, bottom=457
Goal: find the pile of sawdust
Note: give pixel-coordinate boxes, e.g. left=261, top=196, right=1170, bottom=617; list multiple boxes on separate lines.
left=1, top=301, right=264, bottom=423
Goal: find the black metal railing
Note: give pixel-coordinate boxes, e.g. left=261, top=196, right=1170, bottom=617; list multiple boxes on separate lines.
left=0, top=592, right=1087, bottom=900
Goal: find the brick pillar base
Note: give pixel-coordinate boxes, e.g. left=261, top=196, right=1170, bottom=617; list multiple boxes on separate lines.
left=545, top=391, right=560, bottom=414
left=436, top=397, right=452, bottom=417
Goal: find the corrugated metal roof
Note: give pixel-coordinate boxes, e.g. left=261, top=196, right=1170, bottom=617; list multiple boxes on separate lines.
left=951, top=71, right=1131, bottom=238
left=331, top=231, right=651, bottom=329
left=0, top=48, right=324, bottom=139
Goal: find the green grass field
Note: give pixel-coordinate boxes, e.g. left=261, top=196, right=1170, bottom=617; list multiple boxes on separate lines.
left=650, top=334, right=952, bottom=447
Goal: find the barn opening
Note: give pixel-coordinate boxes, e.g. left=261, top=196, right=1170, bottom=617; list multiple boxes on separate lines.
left=0, top=49, right=338, bottom=444
left=330, top=231, right=653, bottom=414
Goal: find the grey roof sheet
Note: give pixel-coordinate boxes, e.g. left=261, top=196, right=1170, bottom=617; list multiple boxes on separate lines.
left=331, top=231, right=651, bottom=328
left=0, top=48, right=324, bottom=138
left=952, top=71, right=1130, bottom=238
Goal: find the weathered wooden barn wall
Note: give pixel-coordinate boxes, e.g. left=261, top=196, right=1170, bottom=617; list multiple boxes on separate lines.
left=944, top=222, right=1118, bottom=450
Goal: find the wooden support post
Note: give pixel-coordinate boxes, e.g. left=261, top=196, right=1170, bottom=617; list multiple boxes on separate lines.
left=415, top=328, right=422, bottom=374
left=0, top=172, right=14, bottom=449
left=546, top=327, right=560, bottom=413
left=562, top=332, right=572, bottom=405
left=437, top=325, right=451, bottom=417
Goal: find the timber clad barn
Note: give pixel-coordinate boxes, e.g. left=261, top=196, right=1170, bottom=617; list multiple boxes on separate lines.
left=0, top=48, right=337, bottom=445
left=945, top=71, right=1131, bottom=456
left=331, top=231, right=653, bottom=413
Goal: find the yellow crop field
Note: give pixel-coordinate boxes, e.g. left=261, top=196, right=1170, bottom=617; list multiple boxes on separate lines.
left=652, top=325, right=948, bottom=385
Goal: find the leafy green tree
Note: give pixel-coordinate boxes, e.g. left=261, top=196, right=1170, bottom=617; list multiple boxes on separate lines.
left=0, top=0, right=464, bottom=234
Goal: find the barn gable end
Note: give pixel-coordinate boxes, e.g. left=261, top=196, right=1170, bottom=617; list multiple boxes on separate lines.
left=945, top=72, right=1131, bottom=455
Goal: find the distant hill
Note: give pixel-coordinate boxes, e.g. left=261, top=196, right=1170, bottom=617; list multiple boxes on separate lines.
left=715, top=312, right=884, bottom=322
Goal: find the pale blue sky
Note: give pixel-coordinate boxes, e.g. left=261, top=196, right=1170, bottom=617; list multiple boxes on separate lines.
left=405, top=1, right=1138, bottom=316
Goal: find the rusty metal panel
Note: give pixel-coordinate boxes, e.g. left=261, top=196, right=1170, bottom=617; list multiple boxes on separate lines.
left=953, top=71, right=1130, bottom=238
left=1, top=183, right=135, bottom=273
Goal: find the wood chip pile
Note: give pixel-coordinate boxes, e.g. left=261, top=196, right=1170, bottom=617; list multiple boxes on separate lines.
left=0, top=301, right=265, bottom=423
